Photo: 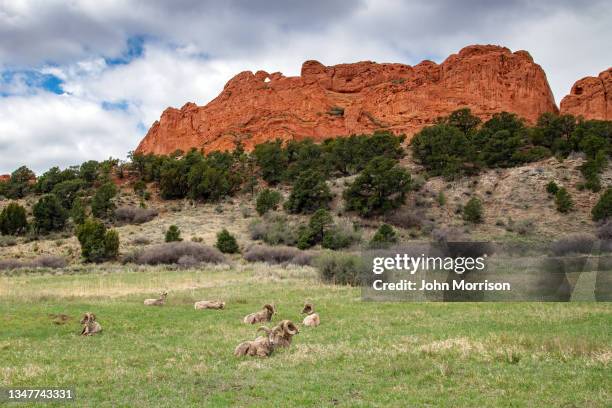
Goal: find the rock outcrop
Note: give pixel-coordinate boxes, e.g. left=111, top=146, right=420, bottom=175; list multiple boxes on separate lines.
left=0, top=175, right=10, bottom=183
left=136, top=45, right=558, bottom=155
left=560, top=68, right=611, bottom=120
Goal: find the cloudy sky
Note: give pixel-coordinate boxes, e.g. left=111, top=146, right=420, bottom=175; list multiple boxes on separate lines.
left=0, top=0, right=610, bottom=173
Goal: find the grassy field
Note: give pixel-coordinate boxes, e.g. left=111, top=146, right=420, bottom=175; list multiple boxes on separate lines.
left=1, top=264, right=610, bottom=407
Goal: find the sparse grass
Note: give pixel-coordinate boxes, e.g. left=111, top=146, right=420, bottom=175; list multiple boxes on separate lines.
left=0, top=264, right=610, bottom=407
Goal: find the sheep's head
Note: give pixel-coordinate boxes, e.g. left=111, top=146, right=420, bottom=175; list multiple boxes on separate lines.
left=160, top=291, right=168, bottom=299
left=219, top=302, right=226, bottom=309
left=301, top=302, right=314, bottom=315
left=80, top=312, right=95, bottom=324
left=263, top=304, right=275, bottom=317
left=280, top=320, right=299, bottom=337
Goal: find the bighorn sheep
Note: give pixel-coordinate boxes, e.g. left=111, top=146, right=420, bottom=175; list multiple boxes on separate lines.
left=234, top=326, right=275, bottom=357
left=144, top=291, right=167, bottom=306
left=194, top=300, right=225, bottom=310
left=270, top=320, right=299, bottom=347
left=301, top=302, right=321, bottom=327
left=80, top=312, right=102, bottom=336
left=243, top=304, right=275, bottom=324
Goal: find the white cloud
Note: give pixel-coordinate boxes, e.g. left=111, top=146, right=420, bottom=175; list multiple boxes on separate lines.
left=0, top=0, right=610, bottom=173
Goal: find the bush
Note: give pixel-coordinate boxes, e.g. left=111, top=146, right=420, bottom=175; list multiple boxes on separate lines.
left=369, top=224, right=398, bottom=249
left=0, top=202, right=28, bottom=235
left=592, top=188, right=612, bottom=221
left=91, top=182, right=117, bottom=218
left=597, top=221, right=612, bottom=240
left=70, top=197, right=87, bottom=225
left=165, top=225, right=182, bottom=242
left=129, top=242, right=225, bottom=265
left=343, top=157, right=411, bottom=217
left=248, top=214, right=298, bottom=246
left=243, top=245, right=307, bottom=265
left=253, top=140, right=288, bottom=185
left=555, top=187, right=574, bottom=213
left=384, top=208, right=425, bottom=230
left=551, top=234, right=596, bottom=255
left=0, top=255, right=67, bottom=271
left=314, top=252, right=365, bottom=286
left=216, top=229, right=239, bottom=253
left=76, top=218, right=120, bottom=262
left=546, top=181, right=559, bottom=195
left=463, top=197, right=484, bottom=223
left=322, top=221, right=361, bottom=250
left=255, top=189, right=282, bottom=216
left=33, top=194, right=68, bottom=233
left=412, top=124, right=475, bottom=178
left=115, top=207, right=158, bottom=224
left=285, top=170, right=332, bottom=214
left=51, top=179, right=85, bottom=209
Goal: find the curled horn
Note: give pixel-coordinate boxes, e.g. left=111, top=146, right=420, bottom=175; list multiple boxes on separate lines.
left=79, top=313, right=89, bottom=324
left=302, top=302, right=313, bottom=314
left=264, top=304, right=274, bottom=313
left=282, top=320, right=299, bottom=335
left=90, top=313, right=96, bottom=321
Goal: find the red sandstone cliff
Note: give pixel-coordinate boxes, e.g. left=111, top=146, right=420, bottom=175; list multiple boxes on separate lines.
left=560, top=68, right=611, bottom=120
left=136, top=45, right=558, bottom=155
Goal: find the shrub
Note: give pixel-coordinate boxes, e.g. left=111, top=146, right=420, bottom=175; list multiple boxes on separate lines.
left=130, top=242, right=225, bottom=265
left=314, top=252, right=365, bottom=286
left=592, top=188, right=612, bottom=221
left=555, top=187, right=574, bottom=213
left=159, top=158, right=189, bottom=199
left=369, top=224, right=398, bottom=249
left=132, top=236, right=151, bottom=245
left=165, top=225, right=182, bottom=242
left=411, top=124, right=475, bottom=178
left=4, top=166, right=36, bottom=198
left=285, top=170, right=332, bottom=214
left=463, top=197, right=484, bottom=223
left=546, top=181, right=559, bottom=195
left=255, top=189, right=282, bottom=216
left=551, top=234, right=596, bottom=256
left=243, top=245, right=303, bottom=264
left=384, top=208, right=425, bottom=230
left=70, top=197, right=87, bottom=225
left=51, top=179, right=85, bottom=209
left=253, top=140, right=288, bottom=185
left=322, top=221, right=361, bottom=250
left=33, top=194, right=68, bottom=233
left=248, top=214, right=297, bottom=246
left=597, top=221, right=612, bottom=240
left=115, top=207, right=158, bottom=224
left=343, top=157, right=411, bottom=217
left=216, top=229, right=239, bottom=253
left=76, top=218, right=120, bottom=262
left=308, top=209, right=334, bottom=242
left=91, top=182, right=117, bottom=218
left=0, top=255, right=67, bottom=271
left=34, top=255, right=67, bottom=268
left=0, top=202, right=28, bottom=235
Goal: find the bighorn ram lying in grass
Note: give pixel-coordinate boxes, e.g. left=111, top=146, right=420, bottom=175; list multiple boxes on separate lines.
left=144, top=291, right=167, bottom=306
left=194, top=300, right=225, bottom=310
left=234, top=326, right=275, bottom=357
left=301, top=302, right=321, bottom=327
left=80, top=312, right=102, bottom=336
left=234, top=320, right=299, bottom=357
left=270, top=320, right=300, bottom=347
left=243, top=304, right=275, bottom=324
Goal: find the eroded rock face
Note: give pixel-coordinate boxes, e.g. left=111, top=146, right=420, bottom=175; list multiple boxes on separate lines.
left=560, top=68, right=611, bottom=120
left=136, top=45, right=558, bottom=155
left=0, top=175, right=10, bottom=183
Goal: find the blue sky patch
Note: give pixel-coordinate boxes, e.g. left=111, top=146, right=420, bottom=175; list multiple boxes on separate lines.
left=105, top=36, right=146, bottom=66
left=0, top=70, right=64, bottom=96
left=102, top=100, right=130, bottom=111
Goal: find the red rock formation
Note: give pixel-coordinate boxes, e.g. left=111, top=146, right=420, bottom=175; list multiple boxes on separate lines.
left=136, top=45, right=558, bottom=155
left=0, top=174, right=10, bottom=183
left=560, top=68, right=611, bottom=120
